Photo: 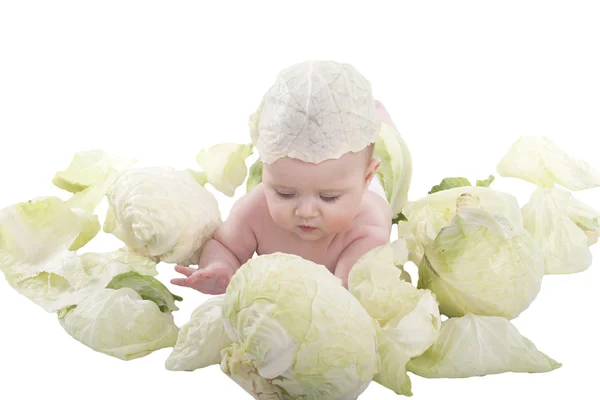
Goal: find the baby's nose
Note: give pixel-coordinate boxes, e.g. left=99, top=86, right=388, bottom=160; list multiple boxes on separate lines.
left=295, top=199, right=319, bottom=218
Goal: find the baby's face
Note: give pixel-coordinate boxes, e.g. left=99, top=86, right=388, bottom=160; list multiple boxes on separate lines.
left=262, top=149, right=377, bottom=241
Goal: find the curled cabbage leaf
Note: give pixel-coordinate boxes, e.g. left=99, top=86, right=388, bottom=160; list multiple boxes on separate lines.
left=522, top=187, right=600, bottom=274
left=165, top=295, right=232, bottom=371
left=0, top=194, right=108, bottom=312
left=497, top=136, right=600, bottom=190
left=52, top=149, right=133, bottom=193
left=407, top=314, right=561, bottom=378
left=349, top=243, right=440, bottom=396
left=196, top=143, right=254, bottom=197
left=374, top=123, right=412, bottom=220
left=59, top=284, right=179, bottom=361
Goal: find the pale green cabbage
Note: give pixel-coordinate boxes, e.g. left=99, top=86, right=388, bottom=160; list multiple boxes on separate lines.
left=58, top=284, right=180, bottom=361
left=165, top=295, right=232, bottom=371
left=497, top=136, right=600, bottom=190
left=374, top=123, right=412, bottom=219
left=0, top=196, right=103, bottom=312
left=245, top=158, right=263, bottom=193
left=104, top=167, right=222, bottom=266
left=52, top=149, right=133, bottom=193
left=418, top=194, right=544, bottom=319
left=349, top=243, right=440, bottom=396
left=220, top=253, right=380, bottom=400
left=522, top=187, right=600, bottom=274
left=196, top=143, right=254, bottom=197
left=397, top=186, right=522, bottom=265
left=251, top=60, right=379, bottom=165
left=407, top=314, right=561, bottom=378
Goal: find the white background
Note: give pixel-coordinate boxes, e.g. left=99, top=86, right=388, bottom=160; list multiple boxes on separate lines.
left=1, top=1, right=599, bottom=399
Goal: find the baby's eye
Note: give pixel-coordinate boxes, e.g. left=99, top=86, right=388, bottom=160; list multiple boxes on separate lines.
left=320, top=195, right=340, bottom=203
left=276, top=191, right=295, bottom=200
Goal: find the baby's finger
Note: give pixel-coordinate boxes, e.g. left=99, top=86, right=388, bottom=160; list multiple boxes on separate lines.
left=170, top=277, right=190, bottom=287
left=174, top=264, right=196, bottom=277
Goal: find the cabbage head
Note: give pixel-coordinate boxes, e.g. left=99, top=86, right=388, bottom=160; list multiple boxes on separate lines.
left=418, top=194, right=544, bottom=319
left=104, top=167, right=221, bottom=266
left=397, top=186, right=522, bottom=266
left=220, top=253, right=380, bottom=400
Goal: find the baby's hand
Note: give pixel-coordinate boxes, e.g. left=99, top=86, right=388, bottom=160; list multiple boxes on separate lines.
left=170, top=263, right=234, bottom=295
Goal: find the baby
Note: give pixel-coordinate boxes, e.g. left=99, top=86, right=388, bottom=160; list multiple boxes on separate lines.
left=171, top=60, right=399, bottom=294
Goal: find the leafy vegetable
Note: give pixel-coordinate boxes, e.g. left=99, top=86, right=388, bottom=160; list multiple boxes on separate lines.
left=428, top=177, right=472, bottom=194
left=428, top=175, right=495, bottom=195
left=106, top=271, right=182, bottom=313
left=165, top=296, right=232, bottom=371
left=497, top=136, right=600, bottom=190
left=250, top=60, right=380, bottom=165
left=245, top=158, right=263, bottom=193
left=349, top=243, right=440, bottom=396
left=0, top=197, right=102, bottom=312
left=52, top=149, right=132, bottom=193
left=476, top=174, right=495, bottom=187
left=397, top=185, right=522, bottom=265
left=220, top=252, right=380, bottom=400
left=196, top=143, right=254, bottom=197
left=104, top=167, right=222, bottom=266
left=58, top=287, right=179, bottom=361
left=418, top=194, right=544, bottom=319
left=374, top=122, right=413, bottom=219
left=522, top=187, right=600, bottom=274
left=407, top=314, right=561, bottom=378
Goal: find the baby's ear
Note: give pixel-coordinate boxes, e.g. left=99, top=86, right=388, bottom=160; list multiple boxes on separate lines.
left=364, top=157, right=381, bottom=187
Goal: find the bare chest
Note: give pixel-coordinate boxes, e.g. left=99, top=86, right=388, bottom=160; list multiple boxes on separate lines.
left=249, top=211, right=346, bottom=273
left=255, top=224, right=346, bottom=273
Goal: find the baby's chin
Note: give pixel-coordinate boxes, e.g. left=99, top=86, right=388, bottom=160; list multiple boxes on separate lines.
left=289, top=224, right=350, bottom=241
left=292, top=228, right=329, bottom=241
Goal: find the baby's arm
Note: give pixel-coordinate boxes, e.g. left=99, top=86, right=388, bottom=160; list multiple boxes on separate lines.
left=334, top=225, right=389, bottom=288
left=171, top=194, right=258, bottom=295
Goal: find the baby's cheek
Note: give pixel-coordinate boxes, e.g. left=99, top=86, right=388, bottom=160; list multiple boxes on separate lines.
left=325, top=208, right=357, bottom=233
left=269, top=204, right=293, bottom=228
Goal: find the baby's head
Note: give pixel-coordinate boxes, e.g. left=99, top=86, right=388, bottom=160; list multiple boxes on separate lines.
left=250, top=60, right=381, bottom=240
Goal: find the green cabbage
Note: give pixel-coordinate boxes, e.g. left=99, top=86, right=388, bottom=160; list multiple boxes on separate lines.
left=104, top=167, right=222, bottom=266
left=522, top=187, right=600, bottom=274
left=220, top=253, right=380, bottom=400
left=349, top=243, right=440, bottom=396
left=497, top=136, right=600, bottom=190
left=418, top=194, right=544, bottom=319
left=196, top=143, right=254, bottom=197
left=165, top=296, right=232, bottom=371
left=374, top=123, right=412, bottom=219
left=52, top=149, right=133, bottom=193
left=407, top=314, right=561, bottom=378
left=0, top=196, right=103, bottom=311
left=398, top=185, right=522, bottom=265
left=58, top=283, right=180, bottom=361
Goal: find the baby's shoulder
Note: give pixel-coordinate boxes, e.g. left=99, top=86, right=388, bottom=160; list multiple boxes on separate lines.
left=228, top=183, right=269, bottom=221
left=351, top=192, right=393, bottom=233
